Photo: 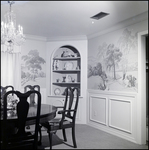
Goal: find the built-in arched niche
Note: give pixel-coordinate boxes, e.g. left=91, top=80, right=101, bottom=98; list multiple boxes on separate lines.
left=51, top=45, right=81, bottom=96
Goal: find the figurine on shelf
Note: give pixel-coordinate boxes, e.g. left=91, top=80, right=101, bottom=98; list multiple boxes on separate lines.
left=76, top=65, right=80, bottom=70
left=74, top=53, right=77, bottom=57
left=71, top=78, right=75, bottom=82
left=73, top=52, right=79, bottom=57
left=56, top=79, right=60, bottom=82
left=61, top=50, right=71, bottom=57
left=61, top=51, right=65, bottom=57
left=53, top=60, right=59, bottom=70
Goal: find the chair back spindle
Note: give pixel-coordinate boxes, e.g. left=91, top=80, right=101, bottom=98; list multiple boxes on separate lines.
left=24, top=85, right=40, bottom=105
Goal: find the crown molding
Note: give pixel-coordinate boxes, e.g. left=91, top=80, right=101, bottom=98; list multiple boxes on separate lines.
left=25, top=34, right=47, bottom=42
left=24, top=34, right=87, bottom=42
left=87, top=11, right=148, bottom=39
left=46, top=35, right=87, bottom=42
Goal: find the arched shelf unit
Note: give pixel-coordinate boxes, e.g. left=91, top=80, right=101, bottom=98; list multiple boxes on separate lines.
left=51, top=45, right=81, bottom=96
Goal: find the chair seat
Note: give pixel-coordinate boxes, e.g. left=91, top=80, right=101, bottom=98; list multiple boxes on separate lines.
left=49, top=118, right=61, bottom=123
left=42, top=119, right=73, bottom=131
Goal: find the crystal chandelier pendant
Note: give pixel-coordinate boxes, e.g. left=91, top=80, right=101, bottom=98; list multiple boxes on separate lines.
left=1, top=1, right=25, bottom=53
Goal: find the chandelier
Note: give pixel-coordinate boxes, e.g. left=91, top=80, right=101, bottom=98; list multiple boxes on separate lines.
left=1, top=1, right=25, bottom=53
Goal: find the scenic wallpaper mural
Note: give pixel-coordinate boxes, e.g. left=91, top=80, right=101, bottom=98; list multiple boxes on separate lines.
left=88, top=28, right=138, bottom=92
left=21, top=49, right=46, bottom=88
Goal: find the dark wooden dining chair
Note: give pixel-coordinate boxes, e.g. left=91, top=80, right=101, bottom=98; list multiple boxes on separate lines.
left=0, top=86, right=15, bottom=146
left=41, top=87, right=79, bottom=149
left=1, top=90, right=41, bottom=149
left=24, top=85, right=42, bottom=145
left=1, top=85, right=14, bottom=99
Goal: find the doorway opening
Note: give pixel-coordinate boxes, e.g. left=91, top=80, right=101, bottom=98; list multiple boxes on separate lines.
left=146, top=35, right=148, bottom=144
left=138, top=30, right=148, bottom=145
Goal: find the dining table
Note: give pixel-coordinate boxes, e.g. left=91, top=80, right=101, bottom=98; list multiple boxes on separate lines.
left=0, top=104, right=57, bottom=125
left=0, top=103, right=57, bottom=145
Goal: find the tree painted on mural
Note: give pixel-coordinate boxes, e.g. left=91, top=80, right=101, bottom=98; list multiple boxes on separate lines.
left=21, top=49, right=46, bottom=85
left=105, top=44, right=122, bottom=80
left=88, top=40, right=124, bottom=90
left=88, top=61, right=108, bottom=90
left=117, top=28, right=138, bottom=79
left=88, top=43, right=108, bottom=78
left=97, top=42, right=108, bottom=61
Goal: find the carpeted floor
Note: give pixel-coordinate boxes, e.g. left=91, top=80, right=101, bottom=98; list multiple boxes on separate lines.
left=38, top=124, right=148, bottom=149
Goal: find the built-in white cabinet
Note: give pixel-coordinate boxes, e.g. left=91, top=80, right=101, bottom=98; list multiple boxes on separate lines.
left=46, top=44, right=86, bottom=123
left=46, top=39, right=88, bottom=124
left=51, top=45, right=81, bottom=96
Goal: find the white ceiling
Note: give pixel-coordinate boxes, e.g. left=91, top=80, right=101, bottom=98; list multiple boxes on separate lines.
left=1, top=1, right=148, bottom=39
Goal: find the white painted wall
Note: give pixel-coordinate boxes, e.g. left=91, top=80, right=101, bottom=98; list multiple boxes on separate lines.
left=21, top=35, right=47, bottom=104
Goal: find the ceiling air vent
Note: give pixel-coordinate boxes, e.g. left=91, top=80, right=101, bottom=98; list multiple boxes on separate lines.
left=91, top=12, right=109, bottom=20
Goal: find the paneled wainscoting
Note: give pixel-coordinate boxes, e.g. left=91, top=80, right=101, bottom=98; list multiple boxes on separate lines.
left=87, top=90, right=138, bottom=144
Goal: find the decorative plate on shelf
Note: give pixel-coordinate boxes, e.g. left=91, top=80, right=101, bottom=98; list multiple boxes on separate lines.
left=64, top=62, right=74, bottom=70
left=54, top=88, right=61, bottom=95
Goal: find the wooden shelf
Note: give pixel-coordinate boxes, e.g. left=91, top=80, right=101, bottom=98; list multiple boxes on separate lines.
left=53, top=82, right=80, bottom=85
left=53, top=57, right=80, bottom=60
left=53, top=70, right=80, bottom=73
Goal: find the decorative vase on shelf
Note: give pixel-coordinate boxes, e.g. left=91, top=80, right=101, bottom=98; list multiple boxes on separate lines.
left=62, top=76, right=66, bottom=82
left=53, top=60, right=59, bottom=70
